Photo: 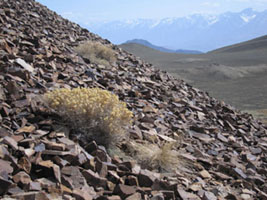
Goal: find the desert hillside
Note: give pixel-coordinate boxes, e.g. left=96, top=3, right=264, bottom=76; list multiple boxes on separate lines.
left=0, top=0, right=266, bottom=199
left=120, top=38, right=267, bottom=124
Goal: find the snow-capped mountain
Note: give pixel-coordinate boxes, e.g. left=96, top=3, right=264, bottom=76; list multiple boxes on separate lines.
left=83, top=8, right=267, bottom=52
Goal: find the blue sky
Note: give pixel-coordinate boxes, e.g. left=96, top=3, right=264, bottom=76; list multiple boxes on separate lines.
left=37, top=0, right=267, bottom=22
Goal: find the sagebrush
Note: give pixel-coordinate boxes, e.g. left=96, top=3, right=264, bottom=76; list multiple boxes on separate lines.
left=74, top=41, right=116, bottom=66
left=126, top=141, right=179, bottom=172
left=44, top=88, right=132, bottom=146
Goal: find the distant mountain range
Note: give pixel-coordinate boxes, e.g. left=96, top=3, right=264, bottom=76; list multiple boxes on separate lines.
left=84, top=8, right=267, bottom=52
left=124, top=39, right=202, bottom=54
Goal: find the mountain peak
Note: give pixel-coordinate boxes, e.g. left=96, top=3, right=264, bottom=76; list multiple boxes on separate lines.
left=241, top=8, right=255, bottom=14
left=85, top=9, right=267, bottom=52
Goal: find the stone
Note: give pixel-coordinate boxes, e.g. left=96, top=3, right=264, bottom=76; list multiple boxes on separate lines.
left=203, top=191, right=217, bottom=200
left=241, top=194, right=251, bottom=200
left=250, top=147, right=262, bottom=155
left=73, top=188, right=93, bottom=200
left=200, top=170, right=212, bottom=179
left=177, top=188, right=201, bottom=200
left=11, top=192, right=50, bottom=200
left=138, top=170, right=160, bottom=187
left=125, top=193, right=142, bottom=200
left=0, top=176, right=13, bottom=195
left=107, top=171, right=121, bottom=184
left=125, top=175, right=139, bottom=186
left=217, top=133, right=228, bottom=143
left=18, top=157, right=31, bottom=174
left=16, top=125, right=36, bottom=134
left=151, top=192, right=164, bottom=200
left=3, top=136, right=18, bottom=151
left=0, top=159, right=13, bottom=174
left=95, top=158, right=108, bottom=178
left=29, top=182, right=42, bottom=191
left=113, top=184, right=137, bottom=199
left=13, top=171, right=31, bottom=185
left=15, top=58, right=34, bottom=73
left=233, top=168, right=247, bottom=179
left=189, top=183, right=202, bottom=192
left=8, top=186, right=24, bottom=195
left=82, top=169, right=107, bottom=188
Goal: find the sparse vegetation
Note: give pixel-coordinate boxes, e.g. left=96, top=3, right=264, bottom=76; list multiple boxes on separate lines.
left=120, top=42, right=267, bottom=117
left=246, top=109, right=267, bottom=125
left=44, top=88, right=133, bottom=146
left=74, top=41, right=116, bottom=66
left=126, top=141, right=179, bottom=172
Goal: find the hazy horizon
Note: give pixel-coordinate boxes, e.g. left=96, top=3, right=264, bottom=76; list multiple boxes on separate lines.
left=37, top=0, right=267, bottom=23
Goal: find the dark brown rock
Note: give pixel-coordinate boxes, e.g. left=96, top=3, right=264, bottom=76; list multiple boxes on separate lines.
left=125, top=175, right=139, bottom=186
left=138, top=170, right=160, bottom=187
left=82, top=169, right=107, bottom=188
left=0, top=176, right=13, bottom=195
left=18, top=157, right=31, bottom=174
left=113, top=184, right=137, bottom=199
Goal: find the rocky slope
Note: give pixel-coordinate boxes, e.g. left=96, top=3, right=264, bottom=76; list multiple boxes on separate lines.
left=0, top=0, right=266, bottom=199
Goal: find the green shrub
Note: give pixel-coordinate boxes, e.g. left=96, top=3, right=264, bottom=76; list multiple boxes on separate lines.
left=44, top=88, right=132, bottom=146
left=74, top=41, right=116, bottom=66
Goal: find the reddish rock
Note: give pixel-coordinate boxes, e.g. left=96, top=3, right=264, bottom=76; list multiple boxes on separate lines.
left=113, top=184, right=137, bottom=199
left=82, top=169, right=107, bottom=188
left=13, top=171, right=31, bottom=186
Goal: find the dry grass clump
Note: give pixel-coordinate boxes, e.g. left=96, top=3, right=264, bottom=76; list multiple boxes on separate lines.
left=44, top=88, right=132, bottom=146
left=247, top=109, right=267, bottom=125
left=74, top=41, right=116, bottom=66
left=126, top=141, right=179, bottom=172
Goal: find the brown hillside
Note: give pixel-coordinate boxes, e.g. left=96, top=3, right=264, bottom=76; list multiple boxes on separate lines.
left=0, top=0, right=266, bottom=199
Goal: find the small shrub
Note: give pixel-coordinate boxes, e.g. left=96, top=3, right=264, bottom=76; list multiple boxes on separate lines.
left=44, top=88, right=133, bottom=146
left=74, top=41, right=116, bottom=66
left=126, top=141, right=179, bottom=172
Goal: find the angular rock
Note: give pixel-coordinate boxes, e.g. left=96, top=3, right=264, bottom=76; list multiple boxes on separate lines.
left=138, top=170, right=160, bottom=187
left=177, top=188, right=201, bottom=200
left=13, top=171, right=31, bottom=186
left=199, top=170, right=212, bottom=179
left=113, top=184, right=137, bottom=199
left=0, top=176, right=13, bottom=195
left=125, top=193, right=142, bottom=200
left=82, top=169, right=107, bottom=188
left=3, top=136, right=18, bottom=151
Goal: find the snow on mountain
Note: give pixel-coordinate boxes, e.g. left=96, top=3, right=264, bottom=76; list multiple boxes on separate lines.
left=83, top=8, right=267, bottom=52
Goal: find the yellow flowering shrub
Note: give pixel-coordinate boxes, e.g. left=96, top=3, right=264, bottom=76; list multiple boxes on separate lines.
left=44, top=88, right=133, bottom=145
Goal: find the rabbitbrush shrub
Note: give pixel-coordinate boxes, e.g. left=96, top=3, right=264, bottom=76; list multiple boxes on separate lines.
left=44, top=88, right=132, bottom=146
left=74, top=41, right=116, bottom=66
